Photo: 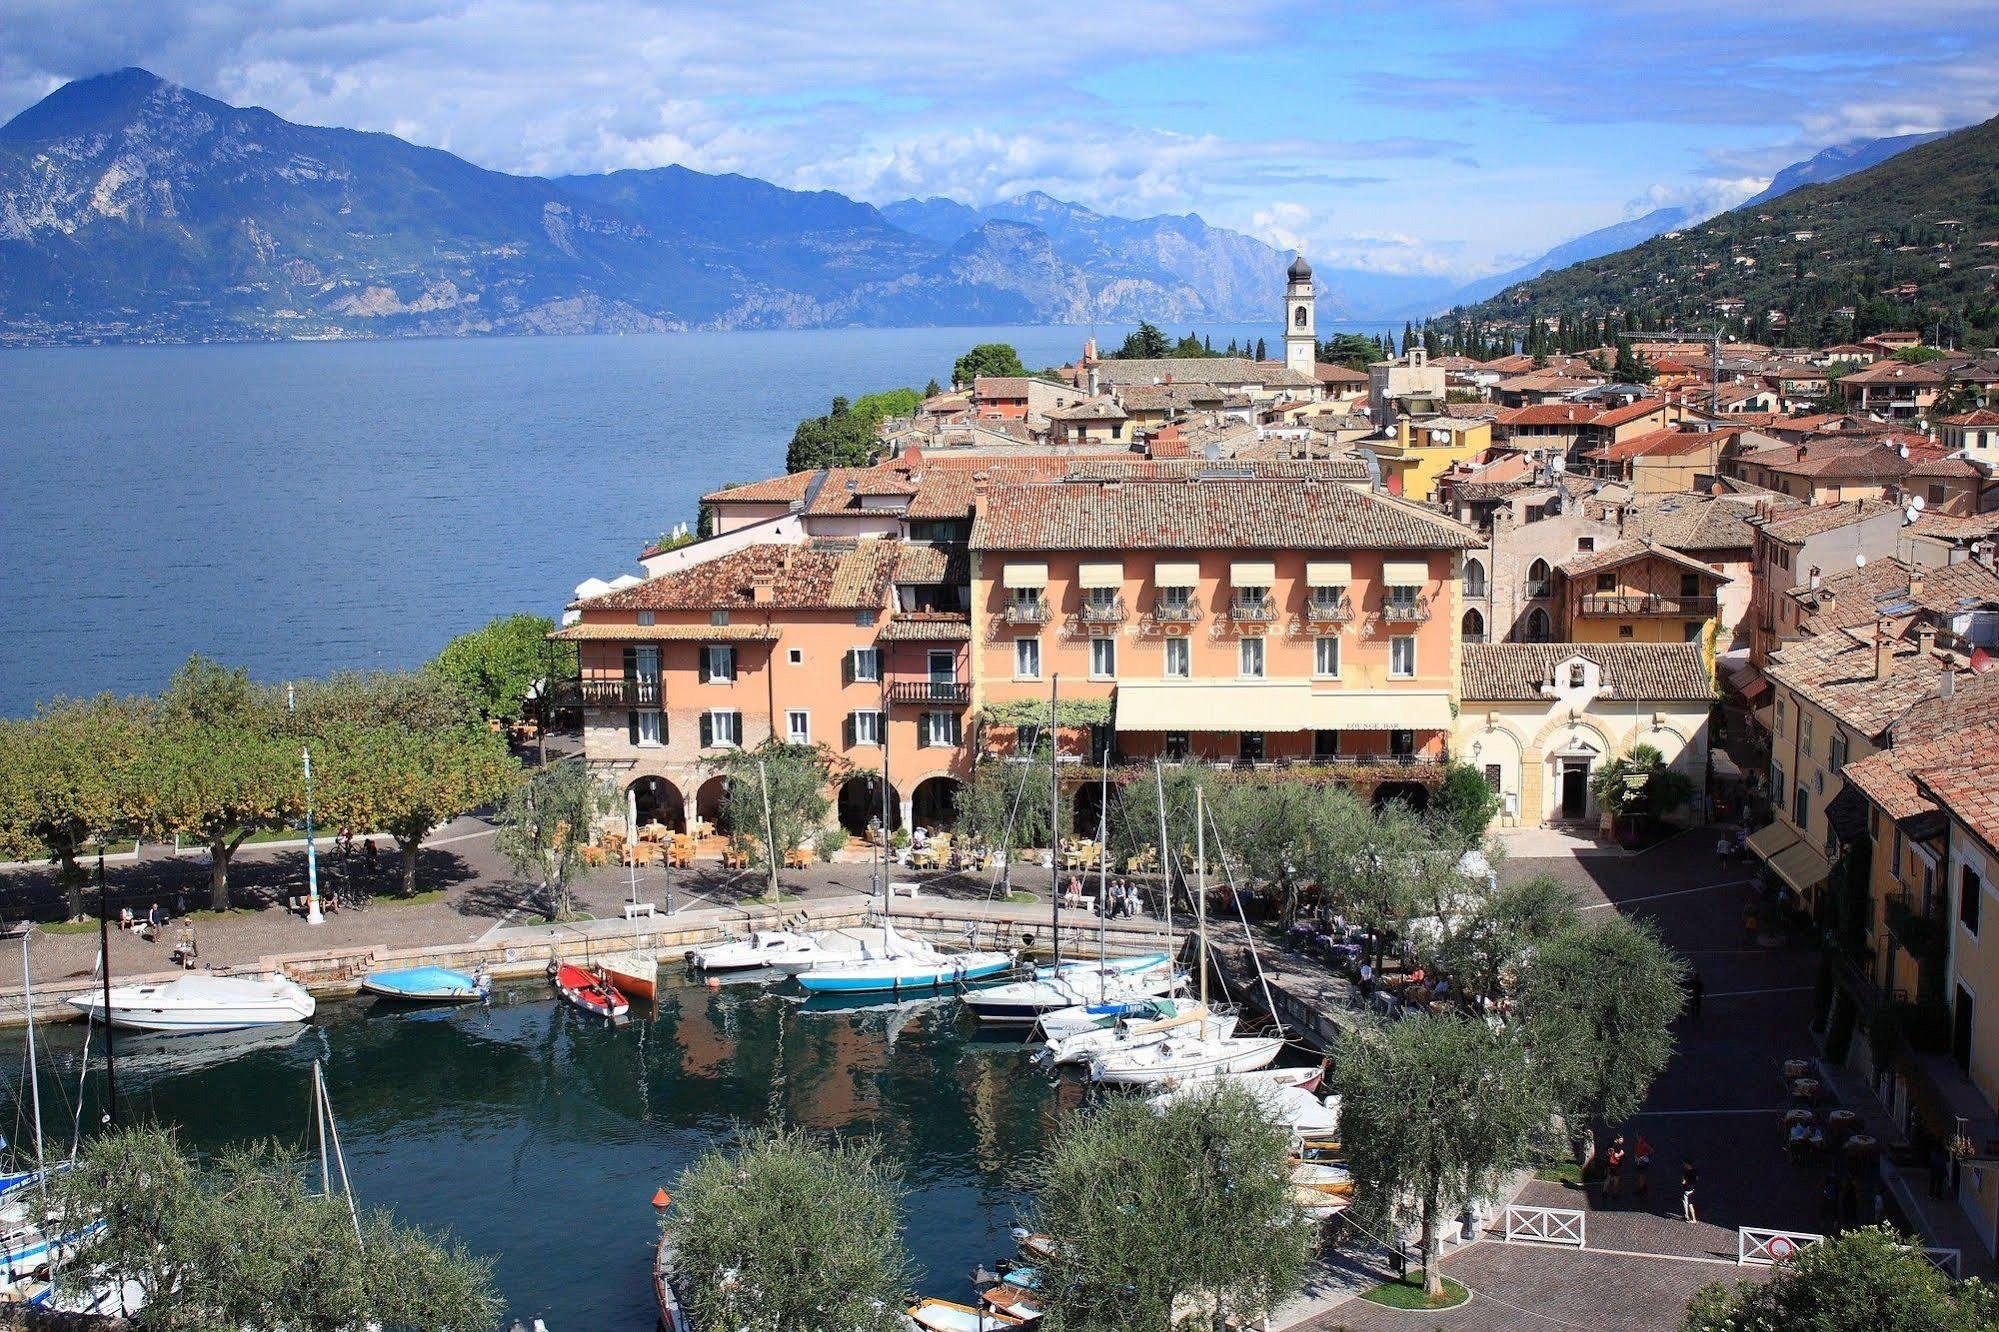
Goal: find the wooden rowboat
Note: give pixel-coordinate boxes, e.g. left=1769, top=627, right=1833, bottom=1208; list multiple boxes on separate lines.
left=555, top=964, right=628, bottom=1019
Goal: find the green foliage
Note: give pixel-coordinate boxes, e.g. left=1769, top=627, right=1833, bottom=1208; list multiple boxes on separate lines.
left=0, top=694, right=150, bottom=916
left=852, top=387, right=921, bottom=422
left=55, top=1126, right=496, bottom=1332
left=429, top=613, right=572, bottom=725
left=1336, top=1015, right=1549, bottom=1298
left=311, top=721, right=517, bottom=896
left=1591, top=743, right=1696, bottom=822
left=1422, top=872, right=1580, bottom=1007
left=704, top=741, right=841, bottom=885
left=285, top=669, right=479, bottom=735
left=980, top=698, right=1112, bottom=728
left=494, top=759, right=603, bottom=919
left=668, top=1125, right=912, bottom=1332
left=957, top=747, right=1065, bottom=852
left=1431, top=762, right=1501, bottom=845
left=1894, top=345, right=1949, bottom=363
left=952, top=342, right=1028, bottom=386
left=1319, top=332, right=1384, bottom=369
left=1030, top=1086, right=1314, bottom=1330
left=1109, top=322, right=1170, bottom=359
left=1683, top=1224, right=1997, bottom=1332
left=1519, top=915, right=1685, bottom=1144
left=785, top=395, right=877, bottom=471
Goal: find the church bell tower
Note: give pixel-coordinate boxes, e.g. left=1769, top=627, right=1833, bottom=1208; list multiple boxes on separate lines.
left=1284, top=255, right=1315, bottom=377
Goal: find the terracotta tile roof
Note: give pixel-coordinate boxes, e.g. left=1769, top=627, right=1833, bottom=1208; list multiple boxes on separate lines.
left=969, top=479, right=1481, bottom=552
left=972, top=376, right=1033, bottom=399
left=1943, top=409, right=1999, bottom=427
left=1115, top=383, right=1225, bottom=412
left=1782, top=558, right=1999, bottom=637
left=1840, top=360, right=1952, bottom=386
left=878, top=614, right=973, bottom=642
left=1459, top=643, right=1713, bottom=703
left=1046, top=395, right=1129, bottom=422
left=1590, top=398, right=1671, bottom=428
left=1496, top=373, right=1604, bottom=395
left=1908, top=512, right=1999, bottom=542
left=1894, top=669, right=1999, bottom=746
left=804, top=467, right=916, bottom=516
left=577, top=539, right=895, bottom=613
left=549, top=622, right=782, bottom=642
left=891, top=544, right=967, bottom=584
left=1559, top=539, right=1727, bottom=581
left=1499, top=403, right=1599, bottom=428
left=1060, top=458, right=1373, bottom=483
left=1586, top=425, right=1740, bottom=462
left=1907, top=456, right=1982, bottom=478
left=1915, top=759, right=1999, bottom=853
left=1097, top=357, right=1271, bottom=387
left=1753, top=500, right=1900, bottom=543
left=1765, top=625, right=1984, bottom=740
left=1618, top=495, right=1766, bottom=551
left=1314, top=362, right=1370, bottom=383
left=704, top=472, right=815, bottom=505
left=1737, top=439, right=1925, bottom=480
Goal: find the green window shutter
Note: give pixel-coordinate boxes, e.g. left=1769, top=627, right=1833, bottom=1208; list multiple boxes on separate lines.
left=627, top=711, right=639, bottom=744
left=699, top=712, right=714, bottom=748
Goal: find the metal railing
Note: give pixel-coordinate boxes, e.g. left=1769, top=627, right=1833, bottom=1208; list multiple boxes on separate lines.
left=579, top=678, right=662, bottom=708
left=887, top=680, right=970, bottom=706
left=1151, top=595, right=1203, bottom=623
left=1738, top=1227, right=1825, bottom=1266
left=1523, top=580, right=1551, bottom=599
left=1228, top=595, right=1277, bottom=623
left=1298, top=752, right=1444, bottom=768
left=1079, top=594, right=1128, bottom=624
left=1578, top=594, right=1718, bottom=617
left=1004, top=596, right=1050, bottom=625
left=1380, top=594, right=1433, bottom=623
left=1503, top=1205, right=1585, bottom=1248
left=1303, top=594, right=1355, bottom=624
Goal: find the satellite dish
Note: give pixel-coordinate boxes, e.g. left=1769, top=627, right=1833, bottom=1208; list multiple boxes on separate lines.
left=1899, top=444, right=1911, bottom=459
left=1550, top=455, right=1567, bottom=474
left=1910, top=493, right=1927, bottom=511
left=1855, top=554, right=1867, bottom=568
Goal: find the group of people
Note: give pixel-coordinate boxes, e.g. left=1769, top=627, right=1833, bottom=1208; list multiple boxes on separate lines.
left=1592, top=1135, right=1699, bottom=1222
left=1058, top=874, right=1146, bottom=919
left=115, top=898, right=201, bottom=968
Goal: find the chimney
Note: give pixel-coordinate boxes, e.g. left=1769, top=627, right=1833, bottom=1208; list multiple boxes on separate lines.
left=1917, top=623, right=1937, bottom=658
left=1908, top=570, right=1925, bottom=599
left=1796, top=444, right=1808, bottom=462
left=1873, top=620, right=1891, bottom=680
left=1809, top=566, right=1821, bottom=590
left=1941, top=665, right=1957, bottom=699
left=1086, top=362, right=1100, bottom=397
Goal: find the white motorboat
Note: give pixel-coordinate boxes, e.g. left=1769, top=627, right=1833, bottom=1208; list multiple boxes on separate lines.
left=1036, top=992, right=1219, bottom=1043
left=1089, top=1031, right=1285, bottom=1085
left=962, top=963, right=1182, bottom=1026
left=66, top=973, right=315, bottom=1033
left=1147, top=1078, right=1341, bottom=1137
left=688, top=929, right=831, bottom=973
left=795, top=921, right=1014, bottom=994
left=1038, top=1003, right=1238, bottom=1068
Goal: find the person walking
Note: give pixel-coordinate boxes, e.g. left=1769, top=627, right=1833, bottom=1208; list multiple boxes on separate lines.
left=1634, top=1135, right=1653, bottom=1196
left=1605, top=1137, right=1627, bottom=1197
left=1680, top=1160, right=1698, bottom=1223
left=1686, top=971, right=1704, bottom=1023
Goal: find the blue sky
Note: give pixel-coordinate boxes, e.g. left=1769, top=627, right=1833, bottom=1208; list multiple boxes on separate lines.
left=3, top=0, right=1995, bottom=278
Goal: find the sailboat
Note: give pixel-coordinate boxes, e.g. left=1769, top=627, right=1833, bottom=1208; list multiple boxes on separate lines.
left=1035, top=997, right=1238, bottom=1068
left=793, top=916, right=1011, bottom=994
left=592, top=862, right=661, bottom=1002
left=1087, top=785, right=1283, bottom=1085
left=959, top=954, right=1179, bottom=1025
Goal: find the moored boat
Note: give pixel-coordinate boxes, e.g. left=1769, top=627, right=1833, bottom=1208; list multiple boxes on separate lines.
left=652, top=1232, right=692, bottom=1332
left=66, top=973, right=315, bottom=1033
left=554, top=964, right=628, bottom=1019
left=962, top=963, right=1182, bottom=1026
left=687, top=929, right=830, bottom=973
left=796, top=950, right=1013, bottom=994
left=906, top=1296, right=1022, bottom=1330
left=1088, top=1032, right=1285, bottom=1085
left=594, top=950, right=658, bottom=1003
left=360, top=965, right=489, bottom=1003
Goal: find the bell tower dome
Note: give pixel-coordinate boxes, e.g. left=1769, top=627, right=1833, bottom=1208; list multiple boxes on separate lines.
left=1284, top=255, right=1315, bottom=378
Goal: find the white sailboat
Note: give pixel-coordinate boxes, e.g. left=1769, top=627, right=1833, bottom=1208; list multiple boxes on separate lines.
left=794, top=916, right=1011, bottom=994
left=1036, top=999, right=1239, bottom=1068
left=67, top=973, right=314, bottom=1033
left=1087, top=785, right=1283, bottom=1085
left=960, top=958, right=1181, bottom=1026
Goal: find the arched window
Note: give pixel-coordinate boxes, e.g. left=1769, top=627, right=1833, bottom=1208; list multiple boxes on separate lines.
left=1526, top=558, right=1551, bottom=598
left=1463, top=557, right=1487, bottom=598
left=1461, top=608, right=1485, bottom=643
left=1526, top=607, right=1551, bottom=642
left=1294, top=305, right=1308, bottom=328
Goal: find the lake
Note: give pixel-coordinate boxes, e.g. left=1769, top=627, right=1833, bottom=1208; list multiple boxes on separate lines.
left=0, top=321, right=1404, bottom=716
left=1, top=975, right=1081, bottom=1328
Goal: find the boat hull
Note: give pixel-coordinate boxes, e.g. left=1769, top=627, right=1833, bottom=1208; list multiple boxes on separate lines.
left=595, top=951, right=657, bottom=1002
left=908, top=1297, right=1022, bottom=1331
left=1089, top=1035, right=1286, bottom=1085
left=65, top=975, right=315, bottom=1033
left=360, top=966, right=487, bottom=1003
left=554, top=964, right=629, bottom=1019
left=795, top=952, right=1012, bottom=994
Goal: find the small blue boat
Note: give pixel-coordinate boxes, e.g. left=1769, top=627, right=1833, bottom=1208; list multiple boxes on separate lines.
left=360, top=965, right=489, bottom=1003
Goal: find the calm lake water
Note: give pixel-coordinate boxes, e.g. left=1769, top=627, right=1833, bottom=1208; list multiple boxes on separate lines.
left=0, top=321, right=1407, bottom=717
left=1, top=974, right=1079, bottom=1328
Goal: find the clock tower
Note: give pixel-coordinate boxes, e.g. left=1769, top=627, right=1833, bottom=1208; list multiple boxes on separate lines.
left=1284, top=255, right=1316, bottom=378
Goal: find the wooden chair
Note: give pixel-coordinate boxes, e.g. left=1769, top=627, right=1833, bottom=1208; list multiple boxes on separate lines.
left=666, top=842, right=695, bottom=869
left=784, top=847, right=813, bottom=870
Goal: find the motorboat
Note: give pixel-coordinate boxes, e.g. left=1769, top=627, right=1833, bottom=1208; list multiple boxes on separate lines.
left=360, top=965, right=489, bottom=1003
left=554, top=964, right=628, bottom=1019
left=66, top=973, right=315, bottom=1033
left=688, top=929, right=838, bottom=974
left=652, top=1233, right=691, bottom=1332
left=1147, top=1078, right=1340, bottom=1138
left=978, top=1267, right=1044, bottom=1323
left=962, top=962, right=1182, bottom=1026
left=905, top=1297, right=1022, bottom=1330
left=1038, top=1004, right=1238, bottom=1068
left=1088, top=1032, right=1285, bottom=1085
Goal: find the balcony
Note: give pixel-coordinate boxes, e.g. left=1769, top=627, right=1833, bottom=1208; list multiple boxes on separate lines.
left=1523, top=580, right=1552, bottom=600
left=580, top=678, right=662, bottom=708
left=1299, top=752, right=1446, bottom=769
left=1079, top=594, right=1129, bottom=625
left=1380, top=594, right=1433, bottom=623
left=1228, top=595, right=1277, bottom=623
left=1004, top=596, right=1050, bottom=625
left=888, top=680, right=971, bottom=707
left=1303, top=594, right=1355, bottom=625
left=1578, top=595, right=1718, bottom=617
left=1150, top=595, right=1203, bottom=623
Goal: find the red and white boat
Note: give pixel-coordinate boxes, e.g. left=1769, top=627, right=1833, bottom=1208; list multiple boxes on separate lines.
left=555, top=964, right=628, bottom=1019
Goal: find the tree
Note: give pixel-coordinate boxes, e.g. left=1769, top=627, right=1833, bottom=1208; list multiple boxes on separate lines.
left=668, top=1125, right=912, bottom=1332
left=1684, top=1224, right=1997, bottom=1332
left=312, top=722, right=516, bottom=896
left=1425, top=872, right=1580, bottom=1009
left=1303, top=797, right=1436, bottom=967
left=922, top=377, right=941, bottom=398
left=430, top=613, right=572, bottom=726
left=1336, top=1015, right=1549, bottom=1299
left=1319, top=332, right=1385, bottom=369
left=51, top=1123, right=195, bottom=1313
left=1254, top=337, right=1267, bottom=361
left=952, top=342, right=1028, bottom=386
left=1612, top=343, right=1656, bottom=384
left=1590, top=743, right=1696, bottom=825
left=785, top=396, right=876, bottom=471
left=494, top=758, right=602, bottom=919
left=0, top=696, right=147, bottom=918
left=850, top=387, right=922, bottom=425
left=1430, top=762, right=1501, bottom=846
left=704, top=741, right=839, bottom=893
left=1209, top=776, right=1322, bottom=921
left=1030, top=1086, right=1314, bottom=1330
left=1519, top=915, right=1684, bottom=1158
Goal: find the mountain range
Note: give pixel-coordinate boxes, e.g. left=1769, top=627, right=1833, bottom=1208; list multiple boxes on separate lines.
left=0, top=67, right=1963, bottom=345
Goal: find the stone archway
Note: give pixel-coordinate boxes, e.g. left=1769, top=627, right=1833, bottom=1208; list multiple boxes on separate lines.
left=1462, top=607, right=1486, bottom=643
left=628, top=776, right=685, bottom=833
left=695, top=775, right=733, bottom=833
left=910, top=775, right=962, bottom=831
left=837, top=774, right=902, bottom=836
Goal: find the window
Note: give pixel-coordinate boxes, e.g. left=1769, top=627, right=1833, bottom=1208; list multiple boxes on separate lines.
left=1800, top=712, right=1814, bottom=756
left=1484, top=763, right=1502, bottom=791
left=1238, top=637, right=1265, bottom=679
left=1463, top=558, right=1487, bottom=597
left=1233, top=585, right=1270, bottom=614
left=1576, top=537, right=1595, bottom=553
left=1294, top=305, right=1307, bottom=328
left=1568, top=663, right=1587, bottom=688
left=1314, top=636, right=1340, bottom=678
left=1314, top=729, right=1340, bottom=759
left=1596, top=572, right=1616, bottom=592
left=1793, top=784, right=1809, bottom=830
left=1164, top=637, right=1190, bottom=678
left=1618, top=624, right=1635, bottom=638
left=1526, top=607, right=1551, bottom=642
left=1086, top=586, right=1118, bottom=614
left=1390, top=635, right=1416, bottom=678
left=1773, top=760, right=1787, bottom=806
left=710, top=610, right=730, bottom=626
left=1831, top=733, right=1849, bottom=772
left=1929, top=484, right=1946, bottom=506
left=849, top=710, right=885, bottom=747
left=700, top=710, right=742, bottom=749
left=1157, top=585, right=1193, bottom=614
left=1014, top=637, right=1041, bottom=679
left=1008, top=587, right=1042, bottom=614
left=921, top=711, right=963, bottom=748
left=1089, top=635, right=1117, bottom=679
left=629, top=710, right=663, bottom=747
left=637, top=610, right=656, bottom=627
left=1963, top=865, right=1983, bottom=935
left=1239, top=732, right=1265, bottom=765
left=785, top=710, right=810, bottom=745
left=1391, top=729, right=1416, bottom=757
left=849, top=647, right=881, bottom=682
left=787, top=648, right=803, bottom=665
left=1461, top=608, right=1485, bottom=642
left=1683, top=622, right=1704, bottom=642
left=1526, top=558, right=1552, bottom=595
left=1164, top=732, right=1190, bottom=762
left=1776, top=696, right=1787, bottom=734
left=701, top=645, right=736, bottom=683
left=1680, top=572, right=1702, bottom=599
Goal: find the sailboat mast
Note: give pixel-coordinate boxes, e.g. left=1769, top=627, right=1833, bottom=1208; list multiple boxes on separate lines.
left=1048, top=674, right=1061, bottom=970
left=20, top=934, right=45, bottom=1195
left=95, top=851, right=116, bottom=1126
left=1153, top=761, right=1172, bottom=943
left=1195, top=787, right=1208, bottom=1014
left=1095, top=762, right=1109, bottom=999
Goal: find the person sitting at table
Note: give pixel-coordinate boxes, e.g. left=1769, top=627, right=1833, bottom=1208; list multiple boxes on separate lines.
left=117, top=906, right=135, bottom=930
left=1787, top=1120, right=1810, bottom=1162
left=912, top=825, right=929, bottom=849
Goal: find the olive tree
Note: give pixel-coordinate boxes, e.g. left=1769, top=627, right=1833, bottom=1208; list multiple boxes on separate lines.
left=0, top=696, right=148, bottom=918
left=1336, top=1014, right=1549, bottom=1299
left=705, top=740, right=840, bottom=892
left=1684, top=1224, right=1997, bottom=1331
left=494, top=758, right=601, bottom=919
left=668, top=1125, right=912, bottom=1332
left=1030, top=1085, right=1315, bottom=1330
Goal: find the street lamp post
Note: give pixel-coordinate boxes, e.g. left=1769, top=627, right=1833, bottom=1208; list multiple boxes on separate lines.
left=303, top=745, right=324, bottom=926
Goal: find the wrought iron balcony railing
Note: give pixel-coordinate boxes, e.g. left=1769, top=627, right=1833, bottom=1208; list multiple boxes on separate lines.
left=580, top=678, right=663, bottom=708
left=1578, top=595, right=1718, bottom=617
left=1228, top=595, right=1277, bottom=623
left=1079, top=595, right=1128, bottom=624
left=1004, top=597, right=1050, bottom=625
left=887, top=680, right=971, bottom=706
left=1151, top=595, right=1203, bottom=623
left=1380, top=594, right=1433, bottom=623
left=1303, top=594, right=1355, bottom=624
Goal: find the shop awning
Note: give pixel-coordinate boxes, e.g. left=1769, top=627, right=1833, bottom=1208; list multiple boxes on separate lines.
left=1079, top=561, right=1124, bottom=589
left=1115, top=682, right=1307, bottom=731
left=1003, top=562, right=1048, bottom=589
left=1383, top=560, right=1430, bottom=586
left=1746, top=822, right=1800, bottom=863
left=1301, top=691, right=1455, bottom=732
left=1770, top=840, right=1835, bottom=895
left=1230, top=561, right=1275, bottom=587
left=1738, top=676, right=1772, bottom=705
left=1155, top=561, right=1201, bottom=587
left=1306, top=560, right=1352, bottom=587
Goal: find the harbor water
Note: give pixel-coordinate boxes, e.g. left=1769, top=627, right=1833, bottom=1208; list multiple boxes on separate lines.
left=0, top=972, right=1080, bottom=1327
